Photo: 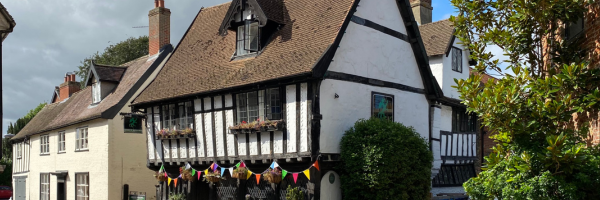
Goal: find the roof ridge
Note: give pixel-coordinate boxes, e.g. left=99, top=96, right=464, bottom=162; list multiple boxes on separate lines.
left=118, top=54, right=150, bottom=67
left=420, top=19, right=451, bottom=27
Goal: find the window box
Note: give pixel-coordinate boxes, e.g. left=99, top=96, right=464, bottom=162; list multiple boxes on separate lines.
left=156, top=128, right=196, bottom=140
left=228, top=120, right=285, bottom=134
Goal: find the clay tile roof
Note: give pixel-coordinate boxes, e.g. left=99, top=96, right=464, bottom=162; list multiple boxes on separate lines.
left=133, top=0, right=355, bottom=105
left=418, top=19, right=454, bottom=56
left=94, top=65, right=127, bottom=82
left=12, top=54, right=164, bottom=140
left=255, top=0, right=284, bottom=24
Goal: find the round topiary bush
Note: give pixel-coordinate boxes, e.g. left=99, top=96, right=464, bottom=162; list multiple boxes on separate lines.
left=339, top=118, right=432, bottom=200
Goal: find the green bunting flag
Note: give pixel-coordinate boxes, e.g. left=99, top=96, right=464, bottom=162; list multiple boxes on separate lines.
left=235, top=162, right=241, bottom=168
left=192, top=169, right=196, bottom=176
left=282, top=170, right=288, bottom=179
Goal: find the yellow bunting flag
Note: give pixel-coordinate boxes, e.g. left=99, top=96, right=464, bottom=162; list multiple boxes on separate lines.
left=246, top=171, right=253, bottom=180
left=255, top=174, right=261, bottom=184
left=303, top=169, right=310, bottom=180
left=167, top=177, right=172, bottom=186
left=204, top=169, right=209, bottom=176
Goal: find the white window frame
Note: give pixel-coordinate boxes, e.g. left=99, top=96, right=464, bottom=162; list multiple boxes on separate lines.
left=75, top=173, right=89, bottom=200
left=40, top=135, right=50, bottom=155
left=40, top=173, right=50, bottom=200
left=58, top=131, right=66, bottom=153
left=76, top=127, right=88, bottom=151
left=92, top=82, right=101, bottom=104
left=236, top=21, right=259, bottom=56
left=452, top=47, right=463, bottom=73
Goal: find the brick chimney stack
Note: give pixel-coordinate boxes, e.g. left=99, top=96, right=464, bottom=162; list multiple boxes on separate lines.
left=58, top=72, right=80, bottom=102
left=410, top=0, right=432, bottom=25
left=148, top=0, right=171, bottom=55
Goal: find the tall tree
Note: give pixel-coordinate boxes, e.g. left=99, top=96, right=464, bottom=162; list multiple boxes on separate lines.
left=451, top=0, right=600, bottom=199
left=75, top=36, right=149, bottom=87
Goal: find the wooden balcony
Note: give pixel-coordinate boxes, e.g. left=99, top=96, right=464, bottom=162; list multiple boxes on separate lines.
left=439, top=131, right=477, bottom=164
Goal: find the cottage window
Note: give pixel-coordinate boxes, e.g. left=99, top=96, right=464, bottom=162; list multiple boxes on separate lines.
left=451, top=47, right=462, bottom=73
left=452, top=107, right=477, bottom=132
left=76, top=127, right=88, bottom=151
left=161, top=101, right=194, bottom=131
left=58, top=131, right=65, bottom=153
left=17, top=143, right=22, bottom=159
left=236, top=21, right=260, bottom=56
left=565, top=17, right=584, bottom=40
left=76, top=173, right=89, bottom=200
left=40, top=135, right=49, bottom=155
left=371, top=92, right=394, bottom=121
left=236, top=88, right=282, bottom=123
left=40, top=173, right=50, bottom=200
left=92, top=82, right=101, bottom=103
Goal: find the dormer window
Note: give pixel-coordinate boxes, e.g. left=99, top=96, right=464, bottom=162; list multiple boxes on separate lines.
left=236, top=21, right=259, bottom=56
left=92, top=81, right=101, bottom=103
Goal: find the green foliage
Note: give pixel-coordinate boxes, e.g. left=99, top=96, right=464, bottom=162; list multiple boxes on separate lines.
left=451, top=0, right=600, bottom=198
left=7, top=102, right=46, bottom=136
left=168, top=192, right=186, bottom=200
left=339, top=118, right=432, bottom=200
left=75, top=36, right=149, bottom=88
left=285, top=186, right=305, bottom=200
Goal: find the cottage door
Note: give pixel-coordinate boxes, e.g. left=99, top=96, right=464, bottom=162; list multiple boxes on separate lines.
left=14, top=178, right=26, bottom=200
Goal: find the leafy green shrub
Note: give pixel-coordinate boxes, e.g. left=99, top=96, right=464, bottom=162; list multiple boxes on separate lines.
left=339, top=118, right=432, bottom=200
left=168, top=192, right=185, bottom=200
left=286, top=186, right=305, bottom=200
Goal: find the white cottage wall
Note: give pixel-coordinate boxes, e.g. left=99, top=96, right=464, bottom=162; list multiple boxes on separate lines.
left=353, top=0, right=407, bottom=35
left=439, top=40, right=471, bottom=99
left=319, top=79, right=430, bottom=153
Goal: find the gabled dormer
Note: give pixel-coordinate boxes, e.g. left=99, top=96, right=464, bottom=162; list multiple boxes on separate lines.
left=219, top=0, right=284, bottom=58
left=84, top=62, right=127, bottom=104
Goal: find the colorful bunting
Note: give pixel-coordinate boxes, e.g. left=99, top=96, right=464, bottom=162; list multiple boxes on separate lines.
left=282, top=170, right=288, bottom=179
left=270, top=162, right=279, bottom=169
left=192, top=169, right=196, bottom=176
left=168, top=177, right=172, bottom=186
left=204, top=169, right=208, bottom=176
left=303, top=169, right=310, bottom=180
left=255, top=174, right=261, bottom=184
left=174, top=178, right=178, bottom=187
left=235, top=162, right=241, bottom=168
left=247, top=171, right=253, bottom=180
left=197, top=171, right=201, bottom=180
left=159, top=165, right=165, bottom=173
left=292, top=173, right=298, bottom=183
left=229, top=167, right=234, bottom=177
left=312, top=161, right=320, bottom=171
left=240, top=162, right=246, bottom=168
left=213, top=163, right=219, bottom=172
left=185, top=162, right=192, bottom=170
left=164, top=172, right=167, bottom=178
left=210, top=163, right=215, bottom=170
left=221, top=168, right=226, bottom=177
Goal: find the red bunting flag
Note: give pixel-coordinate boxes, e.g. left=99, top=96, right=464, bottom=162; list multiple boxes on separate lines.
left=293, top=173, right=298, bottom=183
left=312, top=161, right=320, bottom=171
left=240, top=162, right=246, bottom=168
left=256, top=174, right=261, bottom=184
left=197, top=171, right=201, bottom=180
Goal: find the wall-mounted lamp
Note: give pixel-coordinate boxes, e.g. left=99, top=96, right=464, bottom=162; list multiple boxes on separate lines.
left=334, top=93, right=339, bottom=99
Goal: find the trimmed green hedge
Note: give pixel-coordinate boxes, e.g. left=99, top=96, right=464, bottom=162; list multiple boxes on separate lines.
left=339, top=118, right=432, bottom=200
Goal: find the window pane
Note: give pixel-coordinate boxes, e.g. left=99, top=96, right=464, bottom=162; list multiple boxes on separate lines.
left=265, top=88, right=281, bottom=120
left=248, top=22, right=259, bottom=51
left=237, top=26, right=246, bottom=55
left=186, top=102, right=194, bottom=129
left=247, top=91, right=259, bottom=121
left=237, top=93, right=248, bottom=123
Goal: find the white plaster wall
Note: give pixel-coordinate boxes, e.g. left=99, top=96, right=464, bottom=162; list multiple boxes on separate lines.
left=12, top=141, right=30, bottom=174
left=435, top=40, right=471, bottom=99
left=319, top=79, right=430, bottom=153
left=431, top=106, right=443, bottom=179
left=26, top=119, right=109, bottom=200
left=431, top=186, right=466, bottom=196
left=286, top=85, right=297, bottom=153
left=429, top=56, right=444, bottom=90
left=327, top=22, right=425, bottom=89
left=196, top=113, right=205, bottom=158
left=354, top=0, right=407, bottom=34
left=320, top=171, right=342, bottom=200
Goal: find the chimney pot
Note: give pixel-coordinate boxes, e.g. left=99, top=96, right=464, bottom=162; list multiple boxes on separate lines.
left=64, top=76, right=68, bottom=83
left=71, top=74, right=76, bottom=82
left=159, top=0, right=164, bottom=8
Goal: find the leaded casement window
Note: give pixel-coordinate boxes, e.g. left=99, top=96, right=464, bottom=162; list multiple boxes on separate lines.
left=40, top=173, right=50, bottom=200
left=236, top=88, right=283, bottom=123
left=565, top=17, right=584, bottom=40
left=76, top=127, right=88, bottom=151
left=452, top=47, right=462, bottom=73
left=236, top=21, right=259, bottom=56
left=452, top=107, right=477, bottom=132
left=371, top=92, right=394, bottom=121
left=92, top=82, right=101, bottom=103
left=58, top=131, right=66, bottom=153
left=432, top=164, right=476, bottom=187
left=76, top=173, right=89, bottom=200
left=161, top=102, right=194, bottom=131
left=40, top=135, right=50, bottom=155
left=16, top=143, right=22, bottom=159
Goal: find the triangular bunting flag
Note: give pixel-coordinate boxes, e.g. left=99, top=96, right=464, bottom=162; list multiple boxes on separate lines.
left=293, top=173, right=298, bottom=183
left=270, top=162, right=279, bottom=169
left=192, top=169, right=196, bottom=176
left=178, top=174, right=182, bottom=178
left=240, top=162, right=246, bottom=168
left=229, top=167, right=234, bottom=177
left=210, top=163, right=215, bottom=170
left=221, top=168, right=226, bottom=177
left=303, top=169, right=310, bottom=180
left=185, top=162, right=192, bottom=170
left=168, top=177, right=172, bottom=186
left=159, top=165, right=165, bottom=173
left=164, top=172, right=167, bottom=178
left=214, top=163, right=220, bottom=172
left=235, top=162, right=241, bottom=168
left=282, top=170, right=288, bottom=179
left=174, top=178, right=178, bottom=187
left=246, top=171, right=253, bottom=180
left=197, top=171, right=201, bottom=180
left=255, top=174, right=261, bottom=184
left=313, top=161, right=320, bottom=171
left=204, top=169, right=209, bottom=176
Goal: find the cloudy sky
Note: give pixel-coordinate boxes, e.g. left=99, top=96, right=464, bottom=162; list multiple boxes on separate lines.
left=1, top=0, right=457, bottom=135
